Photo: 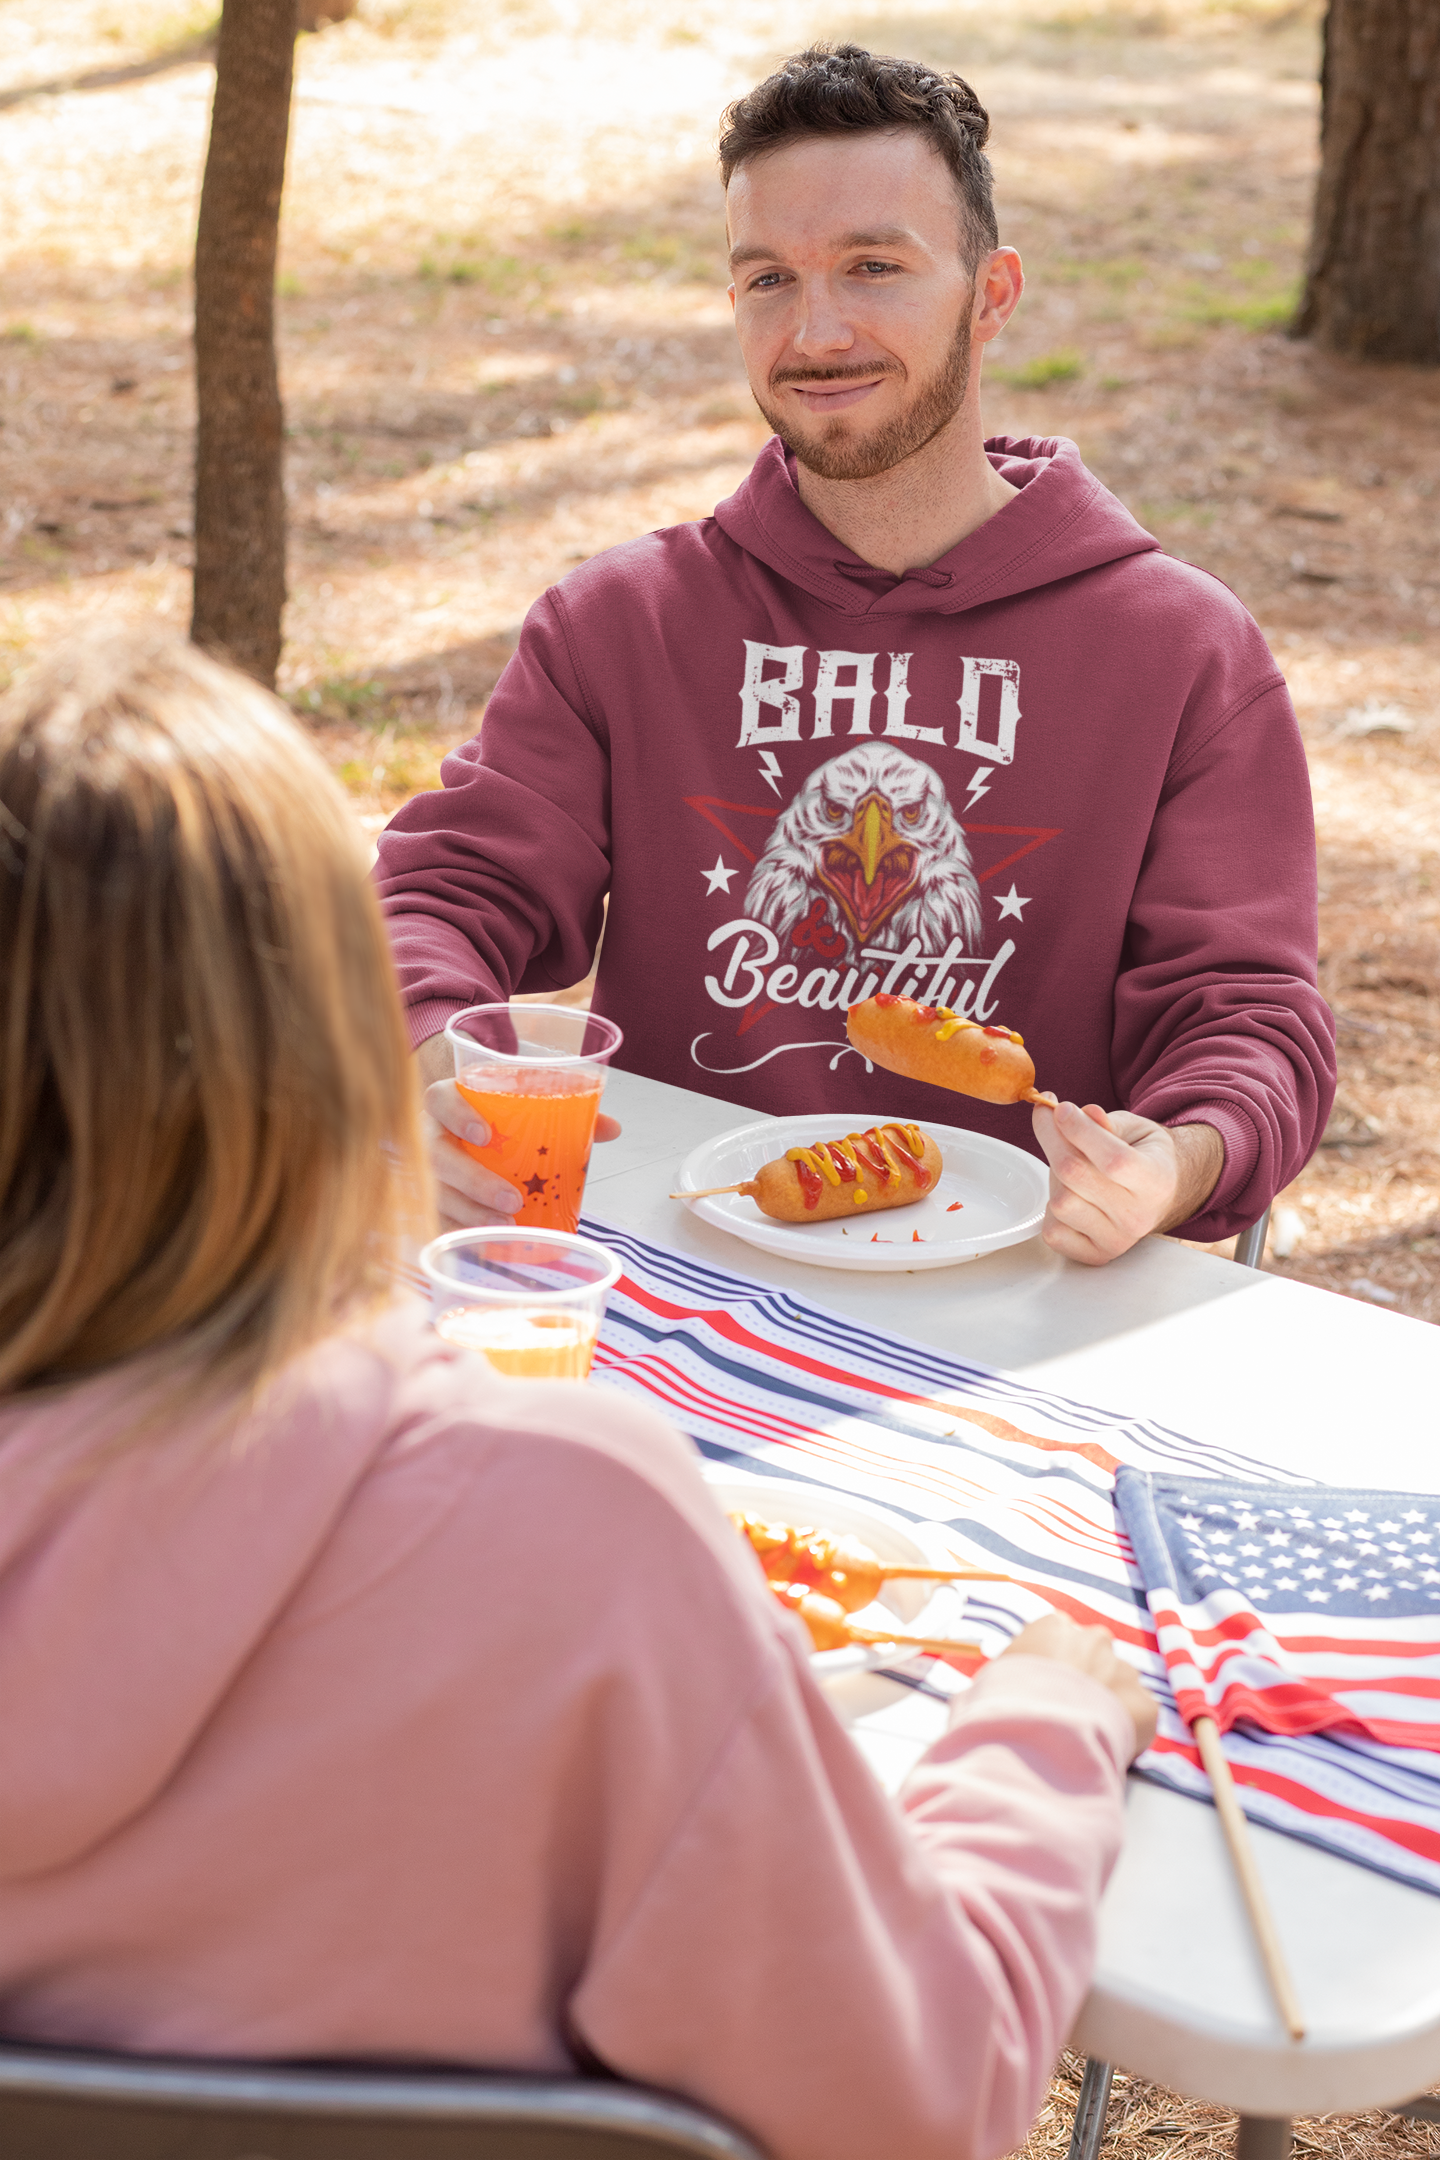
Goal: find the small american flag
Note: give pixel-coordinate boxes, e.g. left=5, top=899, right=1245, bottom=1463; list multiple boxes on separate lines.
left=1115, top=1467, right=1440, bottom=1750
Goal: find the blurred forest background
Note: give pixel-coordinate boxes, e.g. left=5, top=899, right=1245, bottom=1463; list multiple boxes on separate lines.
left=1, top=0, right=1438, bottom=1329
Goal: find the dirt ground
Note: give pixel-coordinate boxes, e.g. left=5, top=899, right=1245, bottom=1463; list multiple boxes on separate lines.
left=3, top=2, right=1440, bottom=2146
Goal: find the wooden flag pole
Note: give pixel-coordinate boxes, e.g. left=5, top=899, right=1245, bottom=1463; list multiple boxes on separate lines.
left=1192, top=1715, right=1306, bottom=2042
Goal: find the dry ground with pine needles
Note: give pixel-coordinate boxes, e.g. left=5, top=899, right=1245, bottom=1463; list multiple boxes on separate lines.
left=2, top=3, right=1440, bottom=2145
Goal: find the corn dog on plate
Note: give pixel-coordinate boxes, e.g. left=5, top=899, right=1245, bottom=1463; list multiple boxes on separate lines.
left=674, top=1114, right=1047, bottom=1272
left=702, top=1469, right=976, bottom=1680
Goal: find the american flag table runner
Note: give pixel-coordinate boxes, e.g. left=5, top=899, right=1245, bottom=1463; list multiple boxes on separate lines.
left=580, top=1218, right=1440, bottom=1897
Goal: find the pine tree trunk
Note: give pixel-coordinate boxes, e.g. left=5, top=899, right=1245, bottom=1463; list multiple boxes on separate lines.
left=191, top=0, right=298, bottom=687
left=1294, top=0, right=1440, bottom=364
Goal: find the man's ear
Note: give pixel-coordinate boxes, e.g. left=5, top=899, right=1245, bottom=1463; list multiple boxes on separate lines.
left=973, top=247, right=1024, bottom=345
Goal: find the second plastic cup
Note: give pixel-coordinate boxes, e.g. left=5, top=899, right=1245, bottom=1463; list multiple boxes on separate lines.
left=446, top=1002, right=623, bottom=1233
left=420, top=1227, right=622, bottom=1380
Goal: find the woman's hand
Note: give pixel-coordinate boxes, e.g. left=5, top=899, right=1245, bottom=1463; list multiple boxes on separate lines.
left=999, top=1611, right=1158, bottom=1759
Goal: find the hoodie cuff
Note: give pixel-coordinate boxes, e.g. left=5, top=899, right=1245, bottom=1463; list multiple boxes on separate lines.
left=406, top=997, right=470, bottom=1054
left=1145, top=1097, right=1263, bottom=1242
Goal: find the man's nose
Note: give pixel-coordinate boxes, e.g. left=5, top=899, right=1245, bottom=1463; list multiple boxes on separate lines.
left=790, top=278, right=855, bottom=357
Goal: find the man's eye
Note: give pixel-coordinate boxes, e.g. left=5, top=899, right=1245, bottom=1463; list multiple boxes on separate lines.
left=750, top=271, right=786, bottom=290
left=858, top=261, right=899, bottom=275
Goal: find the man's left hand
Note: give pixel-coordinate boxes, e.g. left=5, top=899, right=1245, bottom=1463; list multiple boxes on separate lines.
left=1032, top=1102, right=1224, bottom=1267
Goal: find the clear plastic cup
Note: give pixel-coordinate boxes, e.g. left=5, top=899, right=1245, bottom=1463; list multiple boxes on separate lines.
left=445, top=1003, right=623, bottom=1234
left=420, top=1227, right=622, bottom=1380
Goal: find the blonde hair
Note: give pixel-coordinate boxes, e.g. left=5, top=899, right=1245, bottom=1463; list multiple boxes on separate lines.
left=0, top=628, right=432, bottom=1402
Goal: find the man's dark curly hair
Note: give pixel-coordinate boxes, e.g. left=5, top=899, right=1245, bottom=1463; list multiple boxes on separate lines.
left=718, top=44, right=998, bottom=270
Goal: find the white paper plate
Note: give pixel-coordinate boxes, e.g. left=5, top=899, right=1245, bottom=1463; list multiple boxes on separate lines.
left=674, top=1113, right=1047, bottom=1272
left=703, top=1467, right=976, bottom=1678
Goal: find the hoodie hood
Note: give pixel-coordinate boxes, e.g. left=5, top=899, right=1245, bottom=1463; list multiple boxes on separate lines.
left=712, top=434, right=1160, bottom=616
left=0, top=1316, right=424, bottom=1879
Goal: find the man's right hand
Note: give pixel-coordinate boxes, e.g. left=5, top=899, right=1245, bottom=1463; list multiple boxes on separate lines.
left=998, top=1611, right=1158, bottom=1761
left=415, top=1031, right=523, bottom=1230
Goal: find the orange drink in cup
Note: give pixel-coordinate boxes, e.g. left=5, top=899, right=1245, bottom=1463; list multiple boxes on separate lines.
left=420, top=1228, right=622, bottom=1381
left=446, top=1003, right=623, bottom=1234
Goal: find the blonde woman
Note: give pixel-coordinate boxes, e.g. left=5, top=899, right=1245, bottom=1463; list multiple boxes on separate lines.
left=0, top=631, right=1153, bottom=2160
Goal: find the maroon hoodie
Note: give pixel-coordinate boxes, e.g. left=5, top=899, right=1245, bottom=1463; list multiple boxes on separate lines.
left=376, top=434, right=1334, bottom=1241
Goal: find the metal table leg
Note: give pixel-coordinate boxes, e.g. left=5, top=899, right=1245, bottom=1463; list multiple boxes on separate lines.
left=1236, top=2117, right=1291, bottom=2160
left=1066, top=2059, right=1114, bottom=2160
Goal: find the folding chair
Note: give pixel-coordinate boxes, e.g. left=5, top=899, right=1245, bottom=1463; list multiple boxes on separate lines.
left=0, top=2041, right=766, bottom=2160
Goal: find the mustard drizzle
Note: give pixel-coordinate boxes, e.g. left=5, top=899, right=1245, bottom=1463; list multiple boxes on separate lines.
left=930, top=1005, right=1024, bottom=1046
left=785, top=1123, right=929, bottom=1191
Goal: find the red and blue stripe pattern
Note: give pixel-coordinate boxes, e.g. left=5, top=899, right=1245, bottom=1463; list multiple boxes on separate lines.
left=581, top=1220, right=1440, bottom=1898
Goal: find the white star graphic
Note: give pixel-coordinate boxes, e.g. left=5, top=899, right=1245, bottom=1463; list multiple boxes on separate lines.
left=1308, top=1590, right=1331, bottom=1602
left=1402, top=1510, right=1426, bottom=1525
left=1422, top=1569, right=1440, bottom=1584
left=1376, top=1520, right=1402, bottom=1534
left=1345, top=1510, right=1369, bottom=1523
left=1265, top=1530, right=1290, bottom=1547
left=1335, top=1575, right=1359, bottom=1591
left=1237, top=1542, right=1263, bottom=1557
left=993, top=883, right=1031, bottom=922
left=1236, top=1511, right=1260, bottom=1530
left=1296, top=1545, right=1322, bottom=1559
left=1364, top=1585, right=1391, bottom=1601
left=1273, top=1577, right=1298, bottom=1592
left=702, top=855, right=738, bottom=895
left=1320, top=1518, right=1345, bottom=1529
left=1300, top=1565, right=1325, bottom=1580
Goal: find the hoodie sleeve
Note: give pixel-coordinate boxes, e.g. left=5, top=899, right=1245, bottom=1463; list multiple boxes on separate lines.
left=573, top=1646, right=1132, bottom=2160
left=1114, top=673, right=1336, bottom=1241
left=373, top=589, right=611, bottom=1049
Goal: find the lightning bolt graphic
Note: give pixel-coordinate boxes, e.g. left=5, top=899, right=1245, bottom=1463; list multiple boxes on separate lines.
left=964, top=766, right=994, bottom=814
left=757, top=751, right=784, bottom=796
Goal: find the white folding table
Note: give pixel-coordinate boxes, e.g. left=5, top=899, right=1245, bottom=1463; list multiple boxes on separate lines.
left=587, top=1068, right=1440, bottom=2153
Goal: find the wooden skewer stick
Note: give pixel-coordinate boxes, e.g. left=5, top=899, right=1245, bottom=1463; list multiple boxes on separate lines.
left=848, top=1626, right=986, bottom=1657
left=669, top=1182, right=753, bottom=1200
left=881, top=1565, right=1013, bottom=1584
left=1192, top=1714, right=1306, bottom=2042
left=1023, top=1087, right=1060, bottom=1107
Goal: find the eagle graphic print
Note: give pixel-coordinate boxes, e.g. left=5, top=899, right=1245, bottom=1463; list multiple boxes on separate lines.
left=689, top=641, right=1056, bottom=1081
left=745, top=744, right=983, bottom=964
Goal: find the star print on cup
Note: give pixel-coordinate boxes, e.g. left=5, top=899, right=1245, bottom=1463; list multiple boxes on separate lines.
left=446, top=1002, right=624, bottom=1234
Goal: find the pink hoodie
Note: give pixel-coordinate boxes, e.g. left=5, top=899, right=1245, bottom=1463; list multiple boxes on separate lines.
left=377, top=435, right=1335, bottom=1240
left=0, top=1309, right=1132, bottom=2160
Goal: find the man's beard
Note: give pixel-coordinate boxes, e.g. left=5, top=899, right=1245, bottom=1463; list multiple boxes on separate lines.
left=756, top=315, right=973, bottom=482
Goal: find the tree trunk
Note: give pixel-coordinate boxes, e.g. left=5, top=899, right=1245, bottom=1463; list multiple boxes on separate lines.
left=1294, top=0, right=1440, bottom=364
left=191, top=0, right=298, bottom=687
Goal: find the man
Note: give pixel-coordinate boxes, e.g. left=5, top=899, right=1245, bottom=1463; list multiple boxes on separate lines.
left=376, top=43, right=1335, bottom=1264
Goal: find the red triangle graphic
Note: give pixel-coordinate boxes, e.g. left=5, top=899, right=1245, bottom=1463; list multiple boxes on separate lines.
left=962, top=824, right=1063, bottom=886
left=683, top=796, right=779, bottom=866
left=684, top=800, right=1061, bottom=886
